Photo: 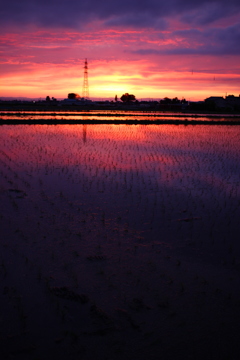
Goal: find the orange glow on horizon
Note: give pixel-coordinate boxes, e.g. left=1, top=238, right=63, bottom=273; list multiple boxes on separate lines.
left=2, top=60, right=240, bottom=101
left=1, top=28, right=240, bottom=101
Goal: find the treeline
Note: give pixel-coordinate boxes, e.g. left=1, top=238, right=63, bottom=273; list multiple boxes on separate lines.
left=159, top=97, right=187, bottom=104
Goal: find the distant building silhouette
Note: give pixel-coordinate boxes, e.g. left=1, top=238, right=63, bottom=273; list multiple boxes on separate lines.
left=205, top=97, right=226, bottom=109
left=205, top=95, right=240, bottom=110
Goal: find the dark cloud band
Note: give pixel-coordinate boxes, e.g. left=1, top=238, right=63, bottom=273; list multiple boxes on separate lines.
left=1, top=0, right=240, bottom=29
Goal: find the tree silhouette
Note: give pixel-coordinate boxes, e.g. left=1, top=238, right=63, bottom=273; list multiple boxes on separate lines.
left=120, top=93, right=136, bottom=102
left=160, top=97, right=182, bottom=104
left=68, top=93, right=80, bottom=99
left=160, top=97, right=171, bottom=104
left=172, top=97, right=180, bottom=104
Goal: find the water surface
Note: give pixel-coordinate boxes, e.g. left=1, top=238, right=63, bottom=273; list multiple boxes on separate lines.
left=1, top=124, right=240, bottom=359
left=1, top=110, right=240, bottom=122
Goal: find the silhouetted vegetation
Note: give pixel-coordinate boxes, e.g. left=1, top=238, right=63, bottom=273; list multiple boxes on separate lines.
left=68, top=93, right=80, bottom=99
left=160, top=97, right=187, bottom=104
left=120, top=93, right=136, bottom=102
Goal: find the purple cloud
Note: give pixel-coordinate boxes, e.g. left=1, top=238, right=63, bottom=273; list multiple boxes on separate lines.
left=129, top=23, right=240, bottom=56
left=1, top=0, right=240, bottom=29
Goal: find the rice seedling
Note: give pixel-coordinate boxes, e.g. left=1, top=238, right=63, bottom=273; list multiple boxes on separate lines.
left=0, top=116, right=240, bottom=359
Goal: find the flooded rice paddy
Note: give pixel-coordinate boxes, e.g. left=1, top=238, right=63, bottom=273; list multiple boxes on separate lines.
left=1, top=110, right=240, bottom=123
left=0, top=123, right=240, bottom=359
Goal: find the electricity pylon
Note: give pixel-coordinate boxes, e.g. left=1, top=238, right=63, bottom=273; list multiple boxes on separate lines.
left=82, top=58, right=89, bottom=99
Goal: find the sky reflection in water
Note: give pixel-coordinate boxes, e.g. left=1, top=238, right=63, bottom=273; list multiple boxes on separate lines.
left=1, top=123, right=240, bottom=360
left=1, top=124, right=239, bottom=255
left=1, top=110, right=240, bottom=122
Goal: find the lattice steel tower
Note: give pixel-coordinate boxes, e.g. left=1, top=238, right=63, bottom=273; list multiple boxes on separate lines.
left=82, top=58, right=89, bottom=99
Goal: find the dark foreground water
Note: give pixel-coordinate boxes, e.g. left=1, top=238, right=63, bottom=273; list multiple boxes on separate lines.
left=0, top=124, right=240, bottom=359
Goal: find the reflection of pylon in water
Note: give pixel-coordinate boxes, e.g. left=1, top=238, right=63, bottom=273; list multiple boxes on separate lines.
left=82, top=59, right=89, bottom=99
left=83, top=124, right=87, bottom=143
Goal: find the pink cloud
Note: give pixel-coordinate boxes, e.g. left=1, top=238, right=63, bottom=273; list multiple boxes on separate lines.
left=1, top=23, right=240, bottom=100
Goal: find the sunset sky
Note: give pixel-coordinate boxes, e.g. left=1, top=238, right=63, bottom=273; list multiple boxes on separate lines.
left=1, top=0, right=240, bottom=101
